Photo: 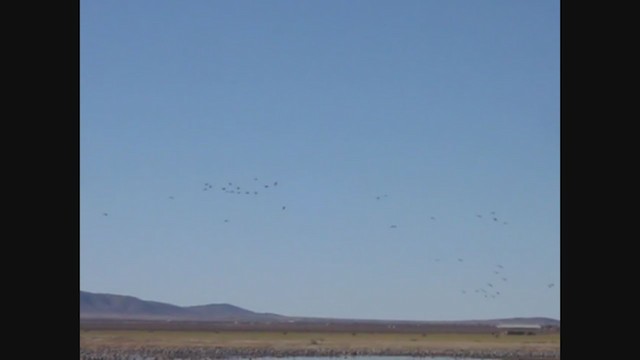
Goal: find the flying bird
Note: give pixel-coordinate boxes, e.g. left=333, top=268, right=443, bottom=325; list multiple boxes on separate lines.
left=390, top=225, right=398, bottom=228
left=282, top=206, right=286, bottom=210
left=102, top=212, right=108, bottom=216
left=548, top=283, right=555, bottom=288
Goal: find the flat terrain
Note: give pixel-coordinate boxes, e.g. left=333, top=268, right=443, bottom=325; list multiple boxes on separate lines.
left=81, top=329, right=559, bottom=351
left=80, top=320, right=560, bottom=359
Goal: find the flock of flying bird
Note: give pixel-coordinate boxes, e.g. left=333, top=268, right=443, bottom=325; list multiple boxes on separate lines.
left=100, top=177, right=556, bottom=294
left=204, top=178, right=286, bottom=222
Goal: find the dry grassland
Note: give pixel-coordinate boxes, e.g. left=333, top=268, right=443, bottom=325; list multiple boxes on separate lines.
left=81, top=329, right=560, bottom=352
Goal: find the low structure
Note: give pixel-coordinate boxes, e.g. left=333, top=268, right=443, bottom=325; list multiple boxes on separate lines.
left=496, top=323, right=542, bottom=335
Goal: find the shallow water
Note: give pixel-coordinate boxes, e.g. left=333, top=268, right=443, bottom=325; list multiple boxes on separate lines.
left=238, top=357, right=484, bottom=360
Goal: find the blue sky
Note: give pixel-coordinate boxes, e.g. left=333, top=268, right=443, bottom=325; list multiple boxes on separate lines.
left=80, top=0, right=559, bottom=321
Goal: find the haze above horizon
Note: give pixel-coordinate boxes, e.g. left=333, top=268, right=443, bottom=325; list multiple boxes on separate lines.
left=80, top=0, right=559, bottom=321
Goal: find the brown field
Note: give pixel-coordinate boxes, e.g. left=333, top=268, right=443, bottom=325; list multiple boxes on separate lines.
left=80, top=320, right=559, bottom=359
left=81, top=329, right=559, bottom=351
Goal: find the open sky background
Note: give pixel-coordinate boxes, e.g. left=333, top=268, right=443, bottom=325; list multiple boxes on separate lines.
left=80, top=0, right=559, bottom=321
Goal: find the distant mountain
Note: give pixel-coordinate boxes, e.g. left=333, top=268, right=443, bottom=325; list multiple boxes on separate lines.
left=186, top=303, right=286, bottom=321
left=80, top=291, right=286, bottom=321
left=80, top=291, right=558, bottom=326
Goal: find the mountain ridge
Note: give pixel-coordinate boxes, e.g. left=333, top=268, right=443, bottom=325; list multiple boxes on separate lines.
left=80, top=290, right=559, bottom=325
left=80, top=291, right=285, bottom=321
